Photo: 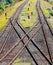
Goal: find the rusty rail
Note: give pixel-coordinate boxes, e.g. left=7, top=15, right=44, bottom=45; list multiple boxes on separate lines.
left=36, top=0, right=52, bottom=64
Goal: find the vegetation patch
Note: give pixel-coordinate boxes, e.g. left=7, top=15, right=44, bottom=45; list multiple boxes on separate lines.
left=43, top=9, right=50, bottom=17
left=40, top=0, right=53, bottom=27
left=19, top=0, right=38, bottom=28
left=13, top=58, right=31, bottom=65
left=0, top=0, right=25, bottom=30
left=13, top=63, right=31, bottom=65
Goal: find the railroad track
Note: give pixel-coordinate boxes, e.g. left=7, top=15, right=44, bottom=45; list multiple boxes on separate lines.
left=36, top=0, right=53, bottom=64
left=0, top=0, right=28, bottom=41
left=0, top=18, right=52, bottom=65
left=0, top=0, right=53, bottom=65
left=0, top=19, right=49, bottom=65
left=0, top=0, right=28, bottom=56
left=2, top=19, right=52, bottom=65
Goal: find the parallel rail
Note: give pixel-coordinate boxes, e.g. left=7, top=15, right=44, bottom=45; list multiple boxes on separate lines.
left=0, top=0, right=53, bottom=65
left=36, top=0, right=53, bottom=64
left=0, top=19, right=52, bottom=65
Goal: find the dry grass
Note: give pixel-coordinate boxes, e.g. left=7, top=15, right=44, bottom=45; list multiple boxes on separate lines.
left=0, top=0, right=25, bottom=30
left=19, top=0, right=38, bottom=28
left=13, top=58, right=31, bottom=65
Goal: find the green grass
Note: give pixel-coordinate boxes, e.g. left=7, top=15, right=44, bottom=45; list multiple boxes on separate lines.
left=0, top=0, right=25, bottom=30
left=19, top=0, right=38, bottom=28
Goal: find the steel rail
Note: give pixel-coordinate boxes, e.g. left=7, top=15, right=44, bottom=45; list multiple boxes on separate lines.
left=0, top=0, right=52, bottom=64
left=0, top=20, right=36, bottom=62
left=0, top=29, right=13, bottom=54
left=0, top=21, right=42, bottom=62
left=0, top=20, right=52, bottom=65
left=37, top=0, right=53, bottom=36
left=0, top=21, right=16, bottom=54
left=7, top=19, right=46, bottom=64
left=0, top=0, right=28, bottom=38
left=7, top=21, right=50, bottom=62
left=7, top=22, right=49, bottom=65
left=0, top=22, right=10, bottom=38
left=10, top=20, right=38, bottom=65
left=39, top=5, right=53, bottom=36
left=11, top=20, right=45, bottom=64
left=0, top=0, right=28, bottom=55
left=36, top=1, right=52, bottom=64
left=15, top=20, right=46, bottom=63
left=16, top=20, right=52, bottom=65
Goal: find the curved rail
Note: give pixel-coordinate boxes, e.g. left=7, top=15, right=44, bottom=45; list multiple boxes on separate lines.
left=0, top=0, right=28, bottom=55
